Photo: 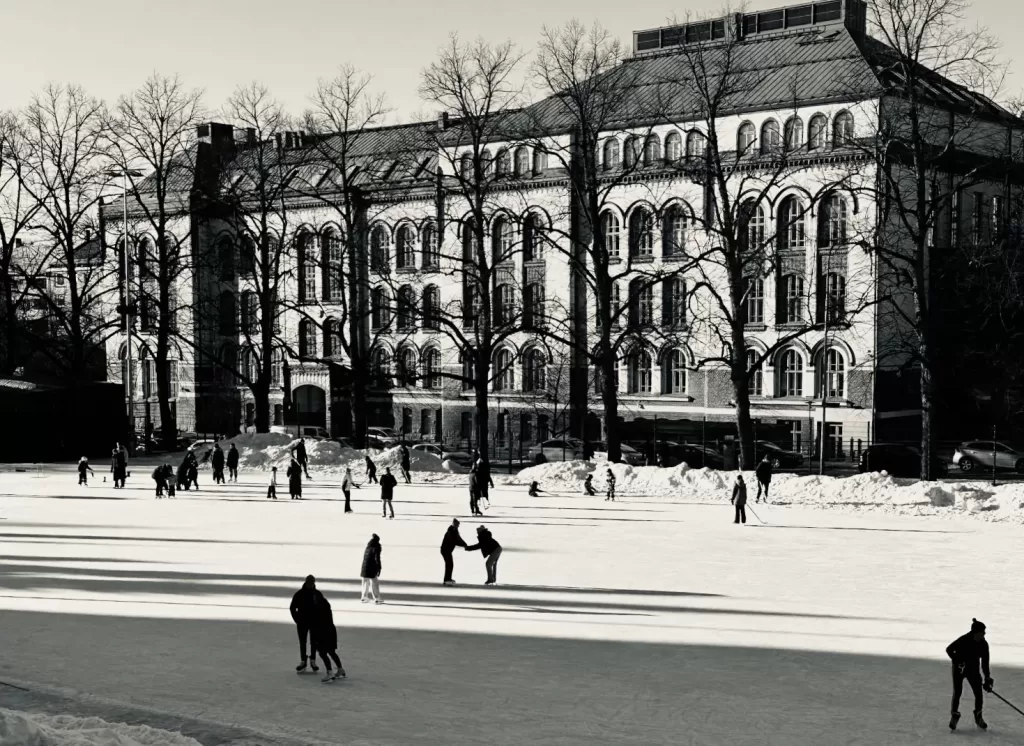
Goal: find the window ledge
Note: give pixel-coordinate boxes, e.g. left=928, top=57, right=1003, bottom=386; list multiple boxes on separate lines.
left=775, top=322, right=807, bottom=330
left=662, top=254, right=687, bottom=262
left=631, top=254, right=655, bottom=263
left=744, top=323, right=768, bottom=331
left=661, top=323, right=689, bottom=332
left=395, top=266, right=417, bottom=275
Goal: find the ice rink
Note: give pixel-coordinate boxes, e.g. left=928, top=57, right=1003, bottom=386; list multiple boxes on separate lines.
left=1, top=465, right=1023, bottom=745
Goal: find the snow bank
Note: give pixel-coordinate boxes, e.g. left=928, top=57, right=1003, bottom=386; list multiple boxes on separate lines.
left=0, top=708, right=202, bottom=746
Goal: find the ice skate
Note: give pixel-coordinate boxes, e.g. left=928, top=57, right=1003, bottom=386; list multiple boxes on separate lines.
left=296, top=659, right=308, bottom=672
left=974, top=710, right=987, bottom=730
left=949, top=711, right=960, bottom=730
left=443, top=580, right=456, bottom=586
left=321, top=669, right=334, bottom=683
left=332, top=667, right=346, bottom=680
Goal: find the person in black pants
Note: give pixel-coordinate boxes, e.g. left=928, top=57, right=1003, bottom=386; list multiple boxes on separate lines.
left=468, top=467, right=483, bottom=516
left=466, top=525, right=502, bottom=585
left=379, top=467, right=397, bottom=518
left=212, top=442, right=225, bottom=484
left=290, top=575, right=323, bottom=673
left=731, top=475, right=747, bottom=524
left=226, top=444, right=239, bottom=482
left=364, top=454, right=378, bottom=484
left=946, top=618, right=994, bottom=730
left=400, top=444, right=412, bottom=484
left=312, top=592, right=346, bottom=682
left=755, top=455, right=773, bottom=503
left=295, top=438, right=311, bottom=480
left=440, top=518, right=467, bottom=585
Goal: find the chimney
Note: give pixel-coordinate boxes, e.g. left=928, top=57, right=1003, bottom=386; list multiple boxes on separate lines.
left=843, top=0, right=867, bottom=37
left=437, top=112, right=449, bottom=130
left=197, top=122, right=236, bottom=158
left=284, top=132, right=294, bottom=149
left=275, top=133, right=284, bottom=153
left=246, top=127, right=256, bottom=147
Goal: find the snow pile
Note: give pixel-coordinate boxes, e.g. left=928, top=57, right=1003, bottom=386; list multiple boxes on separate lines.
left=0, top=708, right=202, bottom=746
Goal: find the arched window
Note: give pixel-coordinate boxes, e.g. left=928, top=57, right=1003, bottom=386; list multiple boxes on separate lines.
left=737, top=122, right=756, bottom=154
left=493, top=348, right=515, bottom=391
left=492, top=216, right=513, bottom=264
left=370, top=225, right=389, bottom=271
left=665, top=131, right=683, bottom=162
left=422, top=285, right=440, bottom=329
left=663, top=206, right=687, bottom=257
left=481, top=149, right=493, bottom=177
left=514, top=146, right=530, bottom=176
left=397, top=285, right=416, bottom=330
left=299, top=319, right=317, bottom=358
left=495, top=148, right=511, bottom=175
left=423, top=347, right=442, bottom=389
left=218, top=237, right=234, bottom=280
left=743, top=277, right=764, bottom=325
left=602, top=139, right=620, bottom=170
left=602, top=211, right=621, bottom=258
left=824, top=349, right=845, bottom=398
left=422, top=223, right=439, bottom=268
left=686, top=130, right=707, bottom=160
left=808, top=114, right=827, bottom=150
left=784, top=117, right=804, bottom=150
left=494, top=284, right=515, bottom=326
left=623, top=136, right=640, bottom=168
left=322, top=230, right=343, bottom=301
left=780, top=274, right=804, bottom=324
left=747, top=349, right=763, bottom=396
left=297, top=232, right=316, bottom=302
left=218, top=291, right=236, bottom=335
left=240, top=290, right=257, bottom=335
left=137, top=238, right=153, bottom=279
left=629, top=207, right=655, bottom=257
left=741, top=200, right=765, bottom=253
left=396, top=225, right=415, bottom=269
left=238, top=234, right=256, bottom=277
left=459, top=152, right=473, bottom=180
left=643, top=135, right=661, bottom=166
left=818, top=193, right=848, bottom=247
left=524, top=349, right=546, bottom=392
left=663, top=349, right=687, bottom=394
left=463, top=281, right=481, bottom=328
left=242, top=346, right=259, bottom=384
left=461, top=350, right=475, bottom=391
left=523, top=213, right=544, bottom=261
left=322, top=318, right=335, bottom=357
left=462, top=219, right=478, bottom=262
left=662, top=277, right=686, bottom=328
left=532, top=148, right=547, bottom=174
left=779, top=349, right=804, bottom=397
left=397, top=347, right=417, bottom=386
left=833, top=111, right=854, bottom=146
left=778, top=196, right=805, bottom=251
left=824, top=272, right=847, bottom=322
left=372, top=347, right=393, bottom=388
left=760, top=119, right=781, bottom=154
left=628, top=278, right=654, bottom=327
left=271, top=347, right=284, bottom=387
left=371, top=287, right=390, bottom=330
left=524, top=282, right=544, bottom=329
left=627, top=349, right=653, bottom=394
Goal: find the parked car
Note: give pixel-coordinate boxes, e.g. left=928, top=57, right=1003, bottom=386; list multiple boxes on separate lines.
left=297, top=426, right=331, bottom=440
left=528, top=438, right=586, bottom=464
left=755, top=440, right=804, bottom=469
left=366, top=427, right=400, bottom=448
left=411, top=443, right=475, bottom=466
left=331, top=436, right=356, bottom=449
left=953, top=441, right=1024, bottom=473
left=588, top=441, right=645, bottom=466
left=859, top=443, right=948, bottom=478
left=660, top=441, right=725, bottom=469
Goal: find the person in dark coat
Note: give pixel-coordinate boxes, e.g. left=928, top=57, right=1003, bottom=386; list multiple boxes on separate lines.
left=946, top=618, right=994, bottom=730
left=267, top=466, right=278, bottom=499
left=466, top=525, right=502, bottom=585
left=364, top=454, right=378, bottom=484
left=379, top=467, right=397, bottom=518
left=290, top=575, right=323, bottom=673
left=311, top=593, right=346, bottom=682
left=226, top=444, right=239, bottom=482
left=755, top=455, right=773, bottom=503
left=440, top=518, right=467, bottom=585
left=152, top=465, right=168, bottom=497
left=176, top=456, right=191, bottom=491
left=583, top=474, right=596, bottom=496
left=294, top=438, right=311, bottom=479
left=400, top=443, right=412, bottom=484
left=360, top=534, right=382, bottom=603
left=187, top=454, right=199, bottom=490
left=731, top=475, right=747, bottom=524
left=468, top=467, right=483, bottom=516
left=212, top=443, right=225, bottom=484
left=605, top=468, right=616, bottom=501
left=478, top=459, right=494, bottom=507
left=287, top=458, right=303, bottom=499
left=77, top=457, right=94, bottom=486
left=111, top=443, right=127, bottom=488
left=528, top=480, right=543, bottom=497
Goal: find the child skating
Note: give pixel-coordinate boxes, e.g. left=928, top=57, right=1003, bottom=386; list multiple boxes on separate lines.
left=77, top=457, right=94, bottom=486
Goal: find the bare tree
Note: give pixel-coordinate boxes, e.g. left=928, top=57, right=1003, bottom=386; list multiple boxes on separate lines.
left=109, top=73, right=205, bottom=447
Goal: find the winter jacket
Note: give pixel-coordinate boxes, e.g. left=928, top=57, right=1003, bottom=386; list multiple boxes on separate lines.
left=361, top=539, right=382, bottom=578
left=379, top=473, right=397, bottom=499
left=212, top=447, right=225, bottom=468
left=947, top=633, right=991, bottom=678
left=295, top=441, right=308, bottom=464
left=441, top=524, right=468, bottom=553
left=731, top=481, right=747, bottom=506
left=466, top=529, right=501, bottom=557
left=312, top=597, right=338, bottom=651
left=342, top=473, right=354, bottom=490
left=364, top=455, right=376, bottom=472
left=755, top=461, right=773, bottom=484
left=287, top=461, right=302, bottom=491
left=400, top=446, right=411, bottom=467
left=78, top=461, right=93, bottom=475
left=290, top=583, right=327, bottom=626
left=151, top=466, right=164, bottom=480
left=469, top=471, right=480, bottom=496
left=226, top=447, right=239, bottom=468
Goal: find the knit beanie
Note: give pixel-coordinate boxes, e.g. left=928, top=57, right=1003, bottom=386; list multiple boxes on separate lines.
left=971, top=618, right=986, bottom=634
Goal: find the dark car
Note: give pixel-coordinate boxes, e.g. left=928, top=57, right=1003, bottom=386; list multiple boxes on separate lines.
left=755, top=440, right=804, bottom=469
left=859, top=443, right=948, bottom=478
left=659, top=441, right=725, bottom=469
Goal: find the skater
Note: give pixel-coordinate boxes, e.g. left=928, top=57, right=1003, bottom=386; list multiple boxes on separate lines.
left=946, top=618, right=994, bottom=731
left=478, top=459, right=494, bottom=508
left=360, top=534, right=382, bottom=603
left=468, top=465, right=483, bottom=517
left=110, top=443, right=127, bottom=488
left=342, top=467, right=354, bottom=513
left=605, top=468, right=616, bottom=501
left=583, top=474, right=596, bottom=496
left=77, top=457, right=94, bottom=486
left=294, top=438, right=311, bottom=480
left=226, top=443, right=239, bottom=482
left=311, top=590, right=346, bottom=682
left=287, top=457, right=303, bottom=499
left=755, top=455, right=773, bottom=503
left=528, top=480, right=543, bottom=497
left=731, top=474, right=747, bottom=524
left=379, top=467, right=397, bottom=518
left=364, top=454, right=378, bottom=484
left=289, top=575, right=323, bottom=674
left=152, top=464, right=168, bottom=497
left=466, top=525, right=502, bottom=585
left=267, top=466, right=278, bottom=499
left=212, top=442, right=225, bottom=484
left=400, top=443, right=412, bottom=484
left=187, top=454, right=199, bottom=491
left=440, top=518, right=467, bottom=585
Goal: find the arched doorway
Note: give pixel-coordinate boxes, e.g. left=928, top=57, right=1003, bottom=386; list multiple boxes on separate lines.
left=293, top=384, right=327, bottom=428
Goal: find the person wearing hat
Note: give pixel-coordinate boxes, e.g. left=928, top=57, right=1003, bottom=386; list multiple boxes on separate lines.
left=605, top=468, right=616, bottom=501
left=465, top=525, right=502, bottom=585
left=290, top=575, right=326, bottom=673
left=731, top=474, right=748, bottom=524
left=946, top=618, right=994, bottom=730
left=440, top=518, right=468, bottom=585
left=360, top=534, right=383, bottom=603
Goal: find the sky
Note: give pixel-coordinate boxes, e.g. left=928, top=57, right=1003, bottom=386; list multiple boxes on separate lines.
left=3, top=0, right=1022, bottom=124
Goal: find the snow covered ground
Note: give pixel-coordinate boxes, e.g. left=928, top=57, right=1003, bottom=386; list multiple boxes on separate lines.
left=0, top=465, right=1023, bottom=745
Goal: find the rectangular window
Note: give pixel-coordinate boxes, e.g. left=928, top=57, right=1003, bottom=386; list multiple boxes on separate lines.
left=788, top=420, right=803, bottom=452
left=992, top=195, right=1004, bottom=239
left=167, top=361, right=178, bottom=397
left=744, top=278, right=764, bottom=325
left=972, top=193, right=985, bottom=244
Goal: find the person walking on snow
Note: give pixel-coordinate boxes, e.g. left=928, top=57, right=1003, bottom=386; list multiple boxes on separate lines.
left=290, top=575, right=323, bottom=673
left=466, top=525, right=502, bottom=585
left=440, top=518, right=467, bottom=585
left=294, top=438, right=311, bottom=480
left=379, top=467, right=397, bottom=518
left=755, top=455, right=773, bottom=503
left=360, top=534, right=383, bottom=603
left=583, top=474, right=596, bottom=496
left=226, top=443, right=239, bottom=482
left=212, top=442, right=225, bottom=484
left=947, top=618, right=994, bottom=730
left=287, top=458, right=303, bottom=499
left=267, top=466, right=278, bottom=499
left=77, top=457, right=94, bottom=486
left=364, top=454, right=378, bottom=484
left=731, top=475, right=748, bottom=524
left=528, top=480, right=543, bottom=497
left=400, top=443, right=412, bottom=484
left=605, top=468, right=616, bottom=501
left=342, top=467, right=355, bottom=513
left=311, top=591, right=346, bottom=682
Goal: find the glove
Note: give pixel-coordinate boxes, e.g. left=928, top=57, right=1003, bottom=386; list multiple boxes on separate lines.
left=957, top=662, right=966, bottom=674
left=984, top=677, right=994, bottom=693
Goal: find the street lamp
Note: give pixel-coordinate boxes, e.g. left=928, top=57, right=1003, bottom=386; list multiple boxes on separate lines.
left=106, top=168, right=144, bottom=441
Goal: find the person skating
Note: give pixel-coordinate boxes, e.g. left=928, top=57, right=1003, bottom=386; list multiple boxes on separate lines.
left=152, top=464, right=168, bottom=497
left=360, top=534, right=383, bottom=603
left=583, top=474, right=596, bottom=496
left=440, top=518, right=467, bottom=585
left=187, top=454, right=199, bottom=491
left=267, top=466, right=278, bottom=499
left=226, top=443, right=239, bottom=482
left=528, top=480, right=543, bottom=497
left=755, top=455, right=773, bottom=503
left=379, top=467, right=397, bottom=518
left=287, top=458, right=303, bottom=499
left=212, top=442, right=225, bottom=484
left=731, top=474, right=748, bottom=524
left=605, top=468, right=616, bottom=501
left=468, top=466, right=483, bottom=516
left=342, top=467, right=354, bottom=513
left=478, top=459, right=494, bottom=509
left=946, top=618, right=994, bottom=730
left=289, top=575, right=323, bottom=674
left=399, top=443, right=412, bottom=484
left=294, top=438, right=311, bottom=480
left=311, top=590, right=347, bottom=682
left=466, top=525, right=502, bottom=585
left=364, top=454, right=378, bottom=484
left=110, top=443, right=127, bottom=488
left=77, top=457, right=94, bottom=486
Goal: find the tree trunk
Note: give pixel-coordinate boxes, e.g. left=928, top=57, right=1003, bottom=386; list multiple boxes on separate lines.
left=730, top=270, right=755, bottom=469
left=350, top=366, right=368, bottom=447
left=0, top=279, right=17, bottom=375
left=598, top=338, right=621, bottom=463
left=156, top=289, right=175, bottom=447
left=920, top=353, right=934, bottom=481
left=475, top=347, right=491, bottom=464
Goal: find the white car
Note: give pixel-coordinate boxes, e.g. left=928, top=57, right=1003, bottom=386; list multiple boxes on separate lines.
left=528, top=439, right=586, bottom=463
left=366, top=427, right=400, bottom=447
left=411, top=443, right=474, bottom=466
left=953, top=441, right=1024, bottom=473
left=589, top=441, right=646, bottom=466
